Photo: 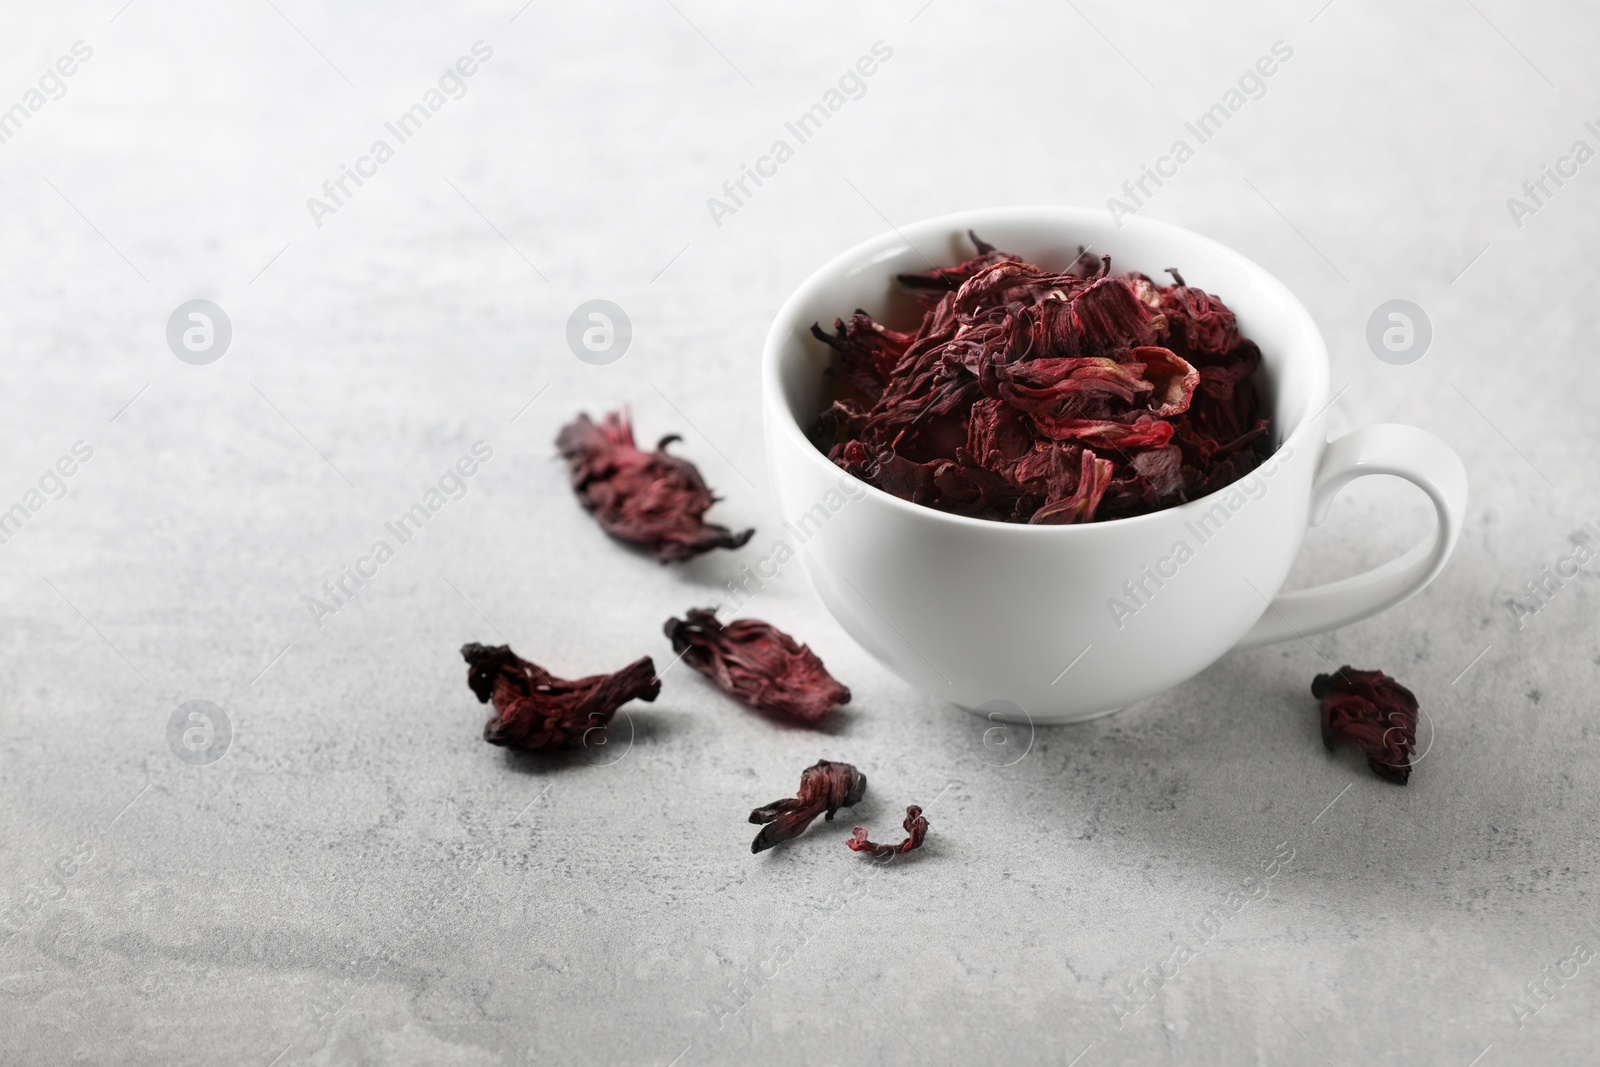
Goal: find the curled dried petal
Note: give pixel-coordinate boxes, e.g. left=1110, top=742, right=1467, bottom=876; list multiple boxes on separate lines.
left=1061, top=276, right=1162, bottom=355
left=1131, top=346, right=1200, bottom=416
left=1311, top=667, right=1419, bottom=785
left=1158, top=271, right=1240, bottom=359
left=1130, top=446, right=1183, bottom=492
left=965, top=397, right=1033, bottom=469
left=557, top=409, right=754, bottom=563
left=998, top=356, right=1154, bottom=414
left=847, top=805, right=929, bottom=858
left=749, top=760, right=867, bottom=853
left=664, top=608, right=850, bottom=726
left=811, top=311, right=917, bottom=404
left=1028, top=414, right=1176, bottom=449
left=896, top=230, right=1024, bottom=303
left=461, top=643, right=660, bottom=752
left=1029, top=448, right=1114, bottom=525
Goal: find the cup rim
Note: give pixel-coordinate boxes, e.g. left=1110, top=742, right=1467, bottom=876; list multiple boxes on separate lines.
left=762, top=204, right=1330, bottom=535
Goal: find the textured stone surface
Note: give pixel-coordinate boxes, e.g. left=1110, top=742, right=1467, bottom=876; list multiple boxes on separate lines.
left=1, top=1, right=1598, bottom=1064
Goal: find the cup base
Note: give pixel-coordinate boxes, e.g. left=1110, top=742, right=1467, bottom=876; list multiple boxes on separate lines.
left=955, top=702, right=1125, bottom=727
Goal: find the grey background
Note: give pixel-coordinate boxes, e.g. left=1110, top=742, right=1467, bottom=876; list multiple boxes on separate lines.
left=1, top=0, right=1597, bottom=1064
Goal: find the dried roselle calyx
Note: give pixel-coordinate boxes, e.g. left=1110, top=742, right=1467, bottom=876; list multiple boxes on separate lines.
left=461, top=643, right=660, bottom=752
left=664, top=608, right=851, bottom=726
left=1029, top=449, right=1115, bottom=526
left=1057, top=275, right=1163, bottom=356
left=811, top=313, right=917, bottom=404
left=1098, top=445, right=1186, bottom=519
left=896, top=230, right=1023, bottom=302
left=846, top=805, right=929, bottom=859
left=809, top=234, right=1270, bottom=524
left=749, top=759, right=867, bottom=853
left=807, top=398, right=871, bottom=454
left=1156, top=267, right=1240, bottom=359
left=1311, top=667, right=1419, bottom=785
left=556, top=409, right=754, bottom=563
left=1185, top=342, right=1263, bottom=444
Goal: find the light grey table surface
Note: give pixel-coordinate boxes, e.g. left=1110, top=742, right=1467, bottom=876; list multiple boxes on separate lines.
left=2, top=2, right=1598, bottom=1064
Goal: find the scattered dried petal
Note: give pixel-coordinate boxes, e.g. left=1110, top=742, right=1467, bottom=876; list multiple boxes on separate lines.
left=847, top=805, right=929, bottom=858
left=557, top=409, right=754, bottom=563
left=462, top=642, right=660, bottom=752
left=1311, top=667, right=1419, bottom=785
left=664, top=608, right=851, bottom=726
left=749, top=759, right=867, bottom=853
left=810, top=235, right=1271, bottom=523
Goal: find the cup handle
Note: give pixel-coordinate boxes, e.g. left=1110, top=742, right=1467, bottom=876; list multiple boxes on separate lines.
left=1234, top=423, right=1468, bottom=650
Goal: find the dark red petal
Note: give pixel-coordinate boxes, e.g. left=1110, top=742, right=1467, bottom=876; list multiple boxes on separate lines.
left=811, top=311, right=917, bottom=404
left=1156, top=272, right=1240, bottom=359
left=846, top=805, right=930, bottom=858
left=1066, top=276, right=1162, bottom=354
left=1029, top=448, right=1115, bottom=525
left=998, top=356, right=1152, bottom=416
left=556, top=409, right=754, bottom=563
left=1129, top=346, right=1199, bottom=417
left=1311, top=667, right=1419, bottom=785
left=896, top=233, right=1026, bottom=304
left=1028, top=414, right=1175, bottom=449
left=1129, top=446, right=1186, bottom=500
left=461, top=643, right=660, bottom=753
left=664, top=608, right=851, bottom=726
left=749, top=760, right=868, bottom=853
left=965, top=397, right=1033, bottom=468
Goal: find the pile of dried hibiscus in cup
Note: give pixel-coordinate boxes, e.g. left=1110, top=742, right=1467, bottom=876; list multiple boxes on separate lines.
left=807, top=233, right=1271, bottom=524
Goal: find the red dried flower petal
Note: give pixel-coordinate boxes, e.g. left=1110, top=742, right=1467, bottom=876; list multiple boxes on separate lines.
left=1311, top=667, right=1419, bottom=785
left=1155, top=268, right=1241, bottom=359
left=1029, top=448, right=1115, bottom=525
left=965, top=397, right=1033, bottom=469
left=749, top=759, right=867, bottom=853
left=1028, top=414, right=1176, bottom=449
left=1184, top=341, right=1264, bottom=446
left=997, top=356, right=1155, bottom=415
left=461, top=643, right=661, bottom=752
left=664, top=608, right=851, bottom=726
left=1130, top=445, right=1184, bottom=493
left=810, top=235, right=1269, bottom=524
left=846, top=805, right=929, bottom=858
left=1132, top=346, right=1201, bottom=416
left=1056, top=275, right=1163, bottom=356
left=896, top=230, right=1023, bottom=303
left=556, top=409, right=754, bottom=563
left=811, top=312, right=917, bottom=405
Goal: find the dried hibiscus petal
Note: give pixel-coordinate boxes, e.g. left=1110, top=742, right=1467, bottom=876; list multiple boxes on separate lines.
left=847, top=805, right=929, bottom=858
left=664, top=608, right=851, bottom=726
left=808, top=234, right=1270, bottom=524
left=1029, top=447, right=1115, bottom=526
left=749, top=759, right=866, bottom=853
left=461, top=642, right=660, bottom=752
left=1311, top=667, right=1419, bottom=785
left=556, top=409, right=754, bottom=563
left=896, top=229, right=1022, bottom=302
left=811, top=312, right=917, bottom=405
left=1153, top=268, right=1240, bottom=359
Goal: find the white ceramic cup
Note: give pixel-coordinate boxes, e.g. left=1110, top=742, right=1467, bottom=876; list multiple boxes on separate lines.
left=761, top=206, right=1467, bottom=724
